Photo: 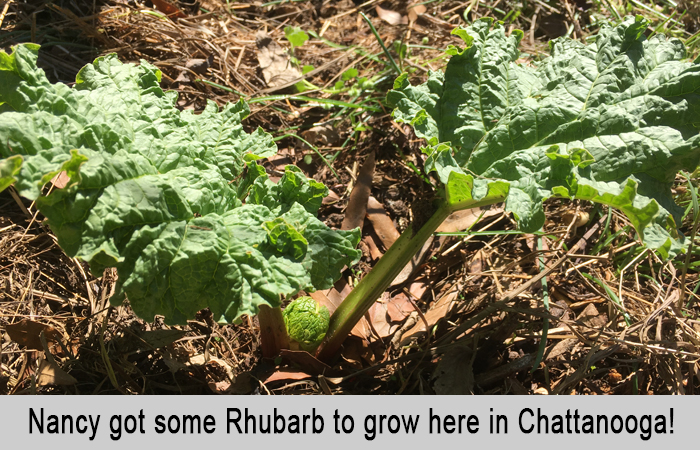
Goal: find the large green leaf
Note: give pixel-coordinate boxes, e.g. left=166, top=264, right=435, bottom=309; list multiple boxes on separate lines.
left=0, top=44, right=361, bottom=323
left=389, top=16, right=700, bottom=257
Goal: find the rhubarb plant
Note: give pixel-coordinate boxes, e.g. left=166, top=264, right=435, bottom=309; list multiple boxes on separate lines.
left=318, top=16, right=700, bottom=359
left=0, top=44, right=361, bottom=325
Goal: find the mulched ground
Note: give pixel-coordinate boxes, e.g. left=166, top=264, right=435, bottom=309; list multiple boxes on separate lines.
left=1, top=0, right=700, bottom=395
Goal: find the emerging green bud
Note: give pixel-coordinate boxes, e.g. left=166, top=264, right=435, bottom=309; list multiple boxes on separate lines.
left=283, top=296, right=330, bottom=352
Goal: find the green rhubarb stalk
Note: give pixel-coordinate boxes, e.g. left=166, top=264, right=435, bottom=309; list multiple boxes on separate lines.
left=318, top=200, right=453, bottom=360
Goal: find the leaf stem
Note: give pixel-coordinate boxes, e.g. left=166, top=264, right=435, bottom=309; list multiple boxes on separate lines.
left=258, top=305, right=290, bottom=358
left=318, top=200, right=453, bottom=361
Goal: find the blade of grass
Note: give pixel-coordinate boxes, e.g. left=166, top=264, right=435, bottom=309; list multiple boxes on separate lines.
left=198, top=79, right=382, bottom=112
left=581, top=273, right=632, bottom=326
left=360, top=12, right=401, bottom=75
left=627, top=0, right=684, bottom=27
left=591, top=208, right=613, bottom=254
left=250, top=94, right=382, bottom=112
left=196, top=79, right=248, bottom=97
left=273, top=133, right=339, bottom=180
left=648, top=10, right=678, bottom=39
left=600, top=0, right=622, bottom=20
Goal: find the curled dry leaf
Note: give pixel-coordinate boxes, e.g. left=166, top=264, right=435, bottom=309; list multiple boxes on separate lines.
left=36, top=357, right=77, bottom=387
left=436, top=207, right=503, bottom=233
left=367, top=292, right=413, bottom=338
left=342, top=152, right=375, bottom=232
left=175, top=56, right=214, bottom=83
left=363, top=234, right=383, bottom=260
left=185, top=55, right=213, bottom=74
left=375, top=6, right=406, bottom=25
left=366, top=196, right=400, bottom=249
left=322, top=189, right=340, bottom=205
left=264, top=370, right=313, bottom=385
left=562, top=210, right=590, bottom=228
left=150, top=0, right=187, bottom=18
left=407, top=3, right=427, bottom=22
left=307, top=289, right=338, bottom=314
left=577, top=303, right=607, bottom=329
left=255, top=32, right=301, bottom=90
left=400, top=289, right=460, bottom=345
left=50, top=171, right=71, bottom=189
left=300, top=125, right=340, bottom=148
left=6, top=319, right=62, bottom=351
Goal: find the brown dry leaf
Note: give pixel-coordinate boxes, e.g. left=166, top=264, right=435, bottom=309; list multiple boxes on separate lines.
left=209, top=372, right=253, bottom=394
left=367, top=196, right=400, bottom=249
left=321, top=278, right=352, bottom=310
left=436, top=207, right=503, bottom=233
left=322, top=190, right=340, bottom=205
left=407, top=3, right=427, bottom=22
left=350, top=314, right=371, bottom=341
left=136, top=329, right=186, bottom=348
left=228, top=372, right=253, bottom=394
left=266, top=148, right=293, bottom=172
left=390, top=236, right=434, bottom=286
left=375, top=6, right=407, bottom=25
left=469, top=249, right=485, bottom=275
left=186, top=55, right=213, bottom=74
left=36, top=357, right=77, bottom=387
left=307, top=290, right=337, bottom=314
left=341, top=336, right=376, bottom=367
left=387, top=292, right=413, bottom=322
left=50, top=171, right=71, bottom=189
left=189, top=355, right=235, bottom=383
left=208, top=381, right=231, bottom=394
left=301, top=125, right=340, bottom=148
left=363, top=235, right=383, bottom=260
left=342, top=152, right=375, bottom=231
left=368, top=303, right=393, bottom=338
left=562, top=210, right=590, bottom=227
left=280, top=349, right=335, bottom=376
left=340, top=338, right=365, bottom=370
left=320, top=280, right=373, bottom=340
left=151, top=0, right=187, bottom=18
left=175, top=56, right=213, bottom=82
left=255, top=32, right=300, bottom=90
left=545, top=338, right=577, bottom=361
left=432, top=344, right=474, bottom=394
left=577, top=303, right=607, bottom=329
left=264, top=370, right=312, bottom=385
left=408, top=280, right=428, bottom=300
left=367, top=292, right=412, bottom=338
left=6, top=319, right=62, bottom=351
left=401, top=289, right=459, bottom=344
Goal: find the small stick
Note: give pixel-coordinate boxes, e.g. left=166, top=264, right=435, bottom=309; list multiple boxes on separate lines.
left=0, top=0, right=12, bottom=30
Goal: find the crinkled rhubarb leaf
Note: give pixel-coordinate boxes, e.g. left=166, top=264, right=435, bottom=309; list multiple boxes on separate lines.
left=389, top=16, right=700, bottom=257
left=0, top=44, right=361, bottom=323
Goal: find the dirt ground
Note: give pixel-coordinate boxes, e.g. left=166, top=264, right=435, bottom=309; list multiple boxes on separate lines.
left=1, top=0, right=700, bottom=395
